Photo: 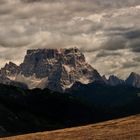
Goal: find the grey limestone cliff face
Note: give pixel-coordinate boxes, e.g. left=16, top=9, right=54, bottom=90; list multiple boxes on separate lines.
left=0, top=48, right=103, bottom=92
left=0, top=62, right=20, bottom=77
left=20, top=48, right=102, bottom=91
left=0, top=62, right=27, bottom=89
left=0, top=74, right=27, bottom=89
left=0, top=48, right=140, bottom=91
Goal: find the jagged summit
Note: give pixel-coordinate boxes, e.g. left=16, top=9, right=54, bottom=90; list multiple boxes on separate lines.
left=0, top=48, right=140, bottom=91
left=0, top=48, right=103, bottom=92
left=126, top=72, right=140, bottom=88
left=26, top=48, right=80, bottom=55
left=106, top=73, right=140, bottom=88
left=128, top=72, right=140, bottom=78
left=108, top=75, right=125, bottom=86
left=102, top=75, right=108, bottom=84
left=0, top=62, right=20, bottom=77
left=20, top=47, right=87, bottom=78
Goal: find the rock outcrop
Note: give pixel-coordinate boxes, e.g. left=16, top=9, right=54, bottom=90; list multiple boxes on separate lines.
left=0, top=62, right=20, bottom=77
left=108, top=75, right=125, bottom=86
left=126, top=72, right=140, bottom=88
left=0, top=48, right=140, bottom=91
left=0, top=48, right=103, bottom=92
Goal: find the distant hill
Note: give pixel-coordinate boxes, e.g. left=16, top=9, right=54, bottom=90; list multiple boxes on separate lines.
left=2, top=114, right=140, bottom=140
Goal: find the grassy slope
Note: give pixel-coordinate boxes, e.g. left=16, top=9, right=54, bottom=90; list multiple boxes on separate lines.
left=1, top=114, right=140, bottom=140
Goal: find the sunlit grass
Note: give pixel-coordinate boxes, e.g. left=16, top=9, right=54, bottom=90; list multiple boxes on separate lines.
left=1, top=114, right=140, bottom=140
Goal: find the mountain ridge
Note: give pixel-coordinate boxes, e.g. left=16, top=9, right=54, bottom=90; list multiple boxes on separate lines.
left=0, top=48, right=140, bottom=91
left=0, top=48, right=103, bottom=92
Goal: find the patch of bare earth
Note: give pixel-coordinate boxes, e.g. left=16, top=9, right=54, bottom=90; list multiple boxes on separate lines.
left=1, top=114, right=140, bottom=140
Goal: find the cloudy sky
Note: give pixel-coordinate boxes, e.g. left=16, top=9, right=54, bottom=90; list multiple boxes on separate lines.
left=0, top=0, right=140, bottom=78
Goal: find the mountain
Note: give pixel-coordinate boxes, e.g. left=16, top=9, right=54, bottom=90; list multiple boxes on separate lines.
left=0, top=48, right=140, bottom=91
left=0, top=48, right=103, bottom=92
left=102, top=75, right=108, bottom=84
left=0, top=74, right=27, bottom=89
left=0, top=62, right=20, bottom=77
left=102, top=74, right=140, bottom=88
left=0, top=62, right=27, bottom=89
left=0, top=62, right=28, bottom=88
left=126, top=72, right=140, bottom=88
left=108, top=75, right=125, bottom=86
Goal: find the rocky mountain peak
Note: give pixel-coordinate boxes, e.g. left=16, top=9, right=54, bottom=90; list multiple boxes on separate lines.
left=20, top=48, right=86, bottom=78
left=108, top=75, right=125, bottom=86
left=0, top=48, right=103, bottom=92
left=0, top=62, right=20, bottom=77
left=129, top=72, right=139, bottom=78
left=126, top=72, right=140, bottom=88
left=102, top=75, right=108, bottom=84
left=1, top=48, right=139, bottom=92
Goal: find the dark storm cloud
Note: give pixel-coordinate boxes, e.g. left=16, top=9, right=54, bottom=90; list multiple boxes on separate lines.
left=127, top=38, right=140, bottom=52
left=131, top=46, right=140, bottom=52
left=121, top=62, right=139, bottom=69
left=102, top=36, right=127, bottom=50
left=133, top=57, right=140, bottom=62
left=125, top=30, right=140, bottom=39
left=96, top=50, right=121, bottom=58
left=100, top=28, right=140, bottom=52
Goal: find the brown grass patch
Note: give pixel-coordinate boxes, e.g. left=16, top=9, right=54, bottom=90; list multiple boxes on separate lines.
left=1, top=114, right=140, bottom=140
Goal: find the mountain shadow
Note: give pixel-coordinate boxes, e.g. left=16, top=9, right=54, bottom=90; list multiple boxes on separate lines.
left=0, top=83, right=139, bottom=137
